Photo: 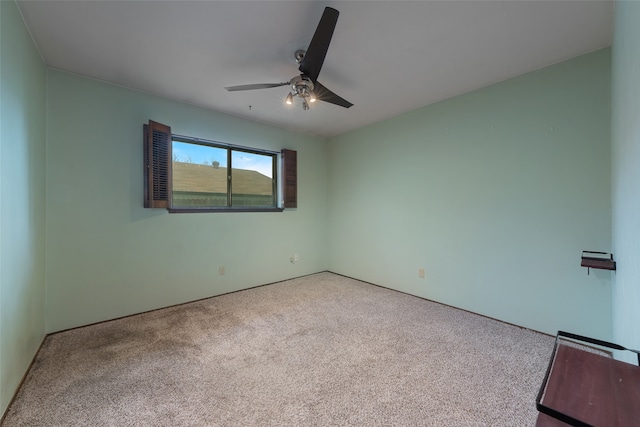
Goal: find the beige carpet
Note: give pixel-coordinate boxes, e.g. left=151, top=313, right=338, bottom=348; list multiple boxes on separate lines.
left=3, top=272, right=554, bottom=426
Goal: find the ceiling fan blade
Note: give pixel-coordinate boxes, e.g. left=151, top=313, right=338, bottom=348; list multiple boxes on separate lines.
left=225, top=82, right=289, bottom=92
left=314, top=81, right=353, bottom=108
left=299, top=7, right=339, bottom=82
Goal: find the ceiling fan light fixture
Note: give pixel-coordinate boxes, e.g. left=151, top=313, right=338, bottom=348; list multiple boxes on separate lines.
left=285, top=93, right=294, bottom=105
left=309, top=92, right=316, bottom=102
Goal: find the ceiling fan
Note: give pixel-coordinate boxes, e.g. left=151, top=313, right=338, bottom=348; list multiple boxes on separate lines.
left=225, top=7, right=353, bottom=111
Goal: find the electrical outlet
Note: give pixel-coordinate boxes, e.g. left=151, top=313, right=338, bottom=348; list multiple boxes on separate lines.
left=219, top=266, right=225, bottom=275
left=418, top=268, right=425, bottom=279
left=294, top=253, right=299, bottom=262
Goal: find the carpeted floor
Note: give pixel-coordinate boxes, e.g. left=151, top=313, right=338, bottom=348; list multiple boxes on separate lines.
left=3, top=272, right=554, bottom=426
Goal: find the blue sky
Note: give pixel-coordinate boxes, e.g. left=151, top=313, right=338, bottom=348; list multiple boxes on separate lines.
left=173, top=141, right=273, bottom=178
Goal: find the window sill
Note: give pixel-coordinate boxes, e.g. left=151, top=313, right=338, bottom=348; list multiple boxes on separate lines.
left=168, top=207, right=284, bottom=214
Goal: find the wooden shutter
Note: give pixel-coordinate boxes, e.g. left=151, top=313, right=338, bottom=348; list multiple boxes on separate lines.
left=281, top=149, right=297, bottom=208
left=144, top=120, right=172, bottom=208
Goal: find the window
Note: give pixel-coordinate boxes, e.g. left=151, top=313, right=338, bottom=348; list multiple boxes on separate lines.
left=172, top=138, right=276, bottom=209
left=144, top=120, right=295, bottom=212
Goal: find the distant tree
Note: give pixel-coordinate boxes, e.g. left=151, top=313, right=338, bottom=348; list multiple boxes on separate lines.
left=172, top=154, right=193, bottom=163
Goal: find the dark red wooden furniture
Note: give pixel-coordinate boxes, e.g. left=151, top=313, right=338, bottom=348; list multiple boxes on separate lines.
left=536, top=332, right=640, bottom=427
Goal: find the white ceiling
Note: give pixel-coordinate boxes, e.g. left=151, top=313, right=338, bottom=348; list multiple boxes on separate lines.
left=17, top=0, right=613, bottom=138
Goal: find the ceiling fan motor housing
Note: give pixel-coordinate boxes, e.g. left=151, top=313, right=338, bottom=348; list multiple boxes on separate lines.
left=290, top=75, right=315, bottom=99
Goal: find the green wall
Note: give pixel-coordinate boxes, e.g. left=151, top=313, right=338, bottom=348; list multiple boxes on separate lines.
left=327, top=49, right=612, bottom=338
left=45, top=70, right=329, bottom=332
left=2, top=1, right=627, bottom=417
left=0, top=0, right=47, bottom=416
left=611, top=1, right=640, bottom=362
